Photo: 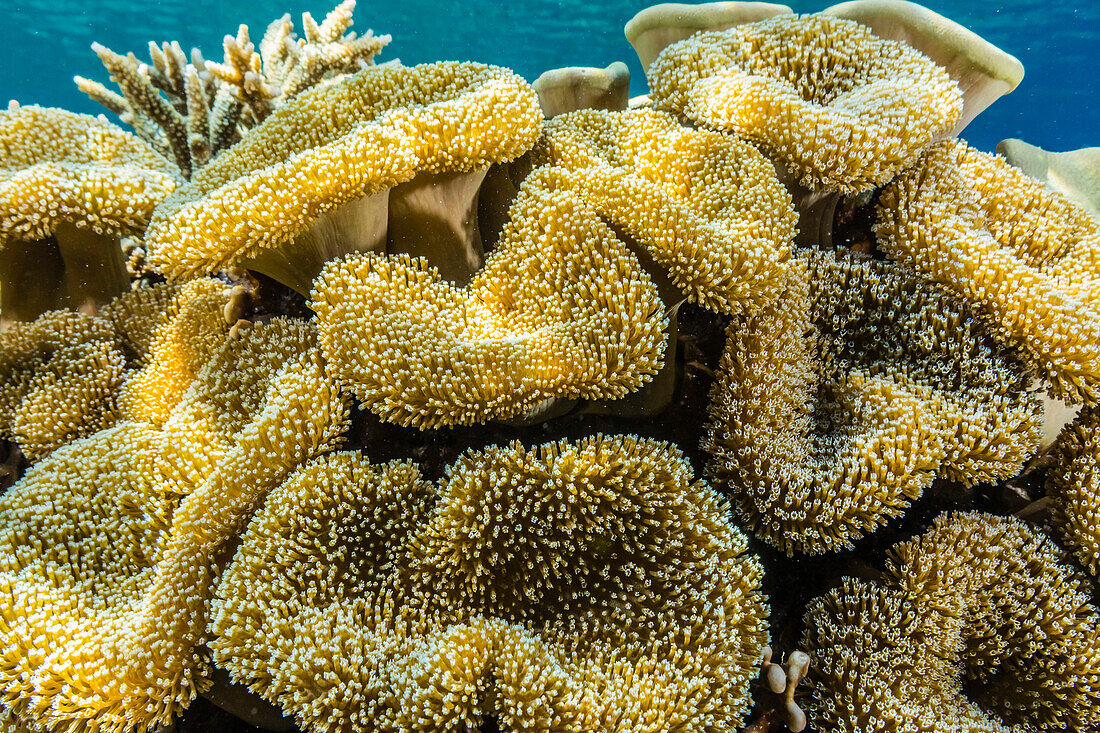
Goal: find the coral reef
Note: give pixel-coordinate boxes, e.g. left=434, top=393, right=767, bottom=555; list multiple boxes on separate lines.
left=646, top=13, right=962, bottom=193
left=0, top=104, right=178, bottom=323
left=0, top=319, right=347, bottom=732
left=76, top=0, right=391, bottom=179
left=876, top=138, right=1100, bottom=400
left=0, top=1, right=1097, bottom=731
left=145, top=61, right=541, bottom=292
left=702, top=251, right=1042, bottom=555
left=803, top=512, right=1100, bottom=732
left=210, top=435, right=767, bottom=732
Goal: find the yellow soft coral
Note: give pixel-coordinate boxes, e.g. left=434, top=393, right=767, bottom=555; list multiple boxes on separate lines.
left=529, top=107, right=795, bottom=314
left=0, top=319, right=348, bottom=732
left=876, top=139, right=1100, bottom=401
left=703, top=252, right=1042, bottom=555
left=0, top=422, right=193, bottom=732
left=146, top=61, right=541, bottom=291
left=647, top=13, right=961, bottom=193
left=803, top=512, right=1100, bottom=731
left=311, top=184, right=667, bottom=428
left=0, top=310, right=125, bottom=462
left=103, top=279, right=231, bottom=424
left=1047, top=404, right=1100, bottom=582
left=0, top=104, right=178, bottom=322
left=210, top=435, right=767, bottom=732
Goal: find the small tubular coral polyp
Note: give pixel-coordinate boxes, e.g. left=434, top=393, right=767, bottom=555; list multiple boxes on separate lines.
left=647, top=13, right=962, bottom=193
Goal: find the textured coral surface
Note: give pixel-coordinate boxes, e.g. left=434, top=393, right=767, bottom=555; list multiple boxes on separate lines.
left=0, top=2, right=1098, bottom=732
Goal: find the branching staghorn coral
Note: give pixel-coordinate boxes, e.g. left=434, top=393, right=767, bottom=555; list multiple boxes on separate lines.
left=1047, top=404, right=1100, bottom=582
left=210, top=435, right=768, bottom=732
left=0, top=319, right=348, bottom=732
left=803, top=512, right=1100, bottom=731
left=703, top=251, right=1042, bottom=555
left=207, top=0, right=391, bottom=124
left=647, top=13, right=961, bottom=193
left=0, top=104, right=178, bottom=323
left=102, top=279, right=231, bottom=424
left=76, top=1, right=390, bottom=179
left=145, top=61, right=541, bottom=292
left=876, top=139, right=1100, bottom=401
left=0, top=310, right=124, bottom=462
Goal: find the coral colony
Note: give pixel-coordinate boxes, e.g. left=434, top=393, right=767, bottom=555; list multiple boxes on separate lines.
left=0, top=0, right=1099, bottom=731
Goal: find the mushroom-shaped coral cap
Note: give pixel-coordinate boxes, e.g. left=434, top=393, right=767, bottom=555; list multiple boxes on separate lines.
left=146, top=61, right=542, bottom=293
left=803, top=512, right=1100, bottom=731
left=822, top=0, right=1024, bottom=135
left=210, top=435, right=768, bottom=732
left=532, top=62, right=631, bottom=118
left=876, top=139, right=1100, bottom=401
left=0, top=422, right=193, bottom=732
left=703, top=251, right=1042, bottom=555
left=1047, top=404, right=1100, bottom=582
left=647, top=13, right=962, bottom=193
left=310, top=191, right=667, bottom=428
left=0, top=105, right=178, bottom=322
left=530, top=107, right=796, bottom=314
left=998, top=138, right=1100, bottom=220
left=624, top=2, right=793, bottom=72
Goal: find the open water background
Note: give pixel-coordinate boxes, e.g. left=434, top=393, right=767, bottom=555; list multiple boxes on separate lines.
left=0, top=0, right=1096, bottom=154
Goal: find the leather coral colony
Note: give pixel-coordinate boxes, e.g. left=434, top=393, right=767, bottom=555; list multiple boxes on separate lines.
left=0, top=0, right=1098, bottom=731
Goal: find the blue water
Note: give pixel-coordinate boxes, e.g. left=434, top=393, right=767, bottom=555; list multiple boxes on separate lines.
left=1, top=0, right=1097, bottom=154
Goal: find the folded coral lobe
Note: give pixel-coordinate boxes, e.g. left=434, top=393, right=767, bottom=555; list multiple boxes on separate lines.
left=703, top=251, right=1041, bottom=555
left=145, top=61, right=541, bottom=291
left=647, top=13, right=961, bottom=193
left=877, top=138, right=1100, bottom=401
left=0, top=423, right=194, bottom=733
left=211, top=435, right=768, bottom=732
left=803, top=512, right=1100, bottom=732
left=530, top=107, right=795, bottom=314
left=310, top=196, right=667, bottom=428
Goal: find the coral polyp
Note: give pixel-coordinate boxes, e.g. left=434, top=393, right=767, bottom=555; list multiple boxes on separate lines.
left=0, top=1, right=1097, bottom=731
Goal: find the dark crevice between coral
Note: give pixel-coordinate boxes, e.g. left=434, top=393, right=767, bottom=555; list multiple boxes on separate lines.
left=248, top=271, right=312, bottom=322
left=0, top=440, right=27, bottom=495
